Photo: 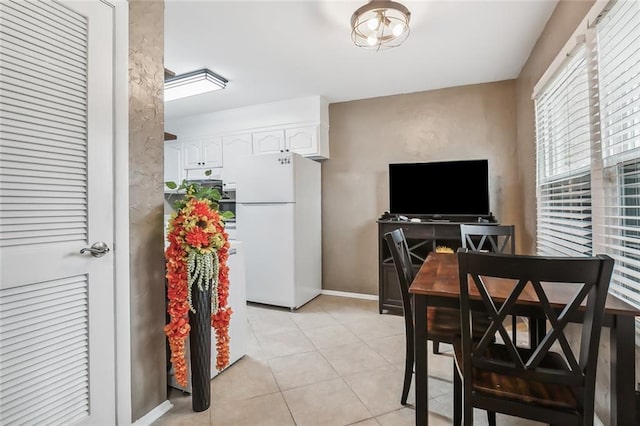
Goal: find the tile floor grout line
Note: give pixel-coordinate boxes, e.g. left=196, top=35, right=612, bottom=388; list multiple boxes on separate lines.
left=243, top=322, right=299, bottom=425
left=161, top=296, right=544, bottom=426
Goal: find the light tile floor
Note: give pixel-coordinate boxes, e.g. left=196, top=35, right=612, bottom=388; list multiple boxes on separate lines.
left=154, top=295, right=542, bottom=426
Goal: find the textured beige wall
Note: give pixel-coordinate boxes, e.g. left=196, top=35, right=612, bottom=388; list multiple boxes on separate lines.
left=129, top=0, right=167, bottom=421
left=516, top=1, right=640, bottom=423
left=323, top=81, right=518, bottom=294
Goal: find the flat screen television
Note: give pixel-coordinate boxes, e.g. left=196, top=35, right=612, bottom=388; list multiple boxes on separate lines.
left=389, top=159, right=490, bottom=216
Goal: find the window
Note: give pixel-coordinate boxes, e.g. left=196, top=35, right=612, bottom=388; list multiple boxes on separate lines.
left=535, top=0, right=640, bottom=311
left=597, top=0, right=640, bottom=310
left=535, top=45, right=593, bottom=257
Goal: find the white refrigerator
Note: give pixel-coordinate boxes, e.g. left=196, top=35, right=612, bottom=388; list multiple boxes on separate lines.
left=236, top=152, right=322, bottom=309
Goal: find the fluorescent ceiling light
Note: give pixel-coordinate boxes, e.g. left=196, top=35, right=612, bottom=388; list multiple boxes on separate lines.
left=164, top=69, right=228, bottom=102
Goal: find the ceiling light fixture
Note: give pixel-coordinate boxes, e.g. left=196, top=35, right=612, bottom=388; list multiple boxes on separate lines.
left=164, top=68, right=228, bottom=102
left=351, top=0, right=411, bottom=51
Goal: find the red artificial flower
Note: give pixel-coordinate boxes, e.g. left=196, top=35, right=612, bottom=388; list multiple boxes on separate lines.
left=192, top=200, right=211, bottom=218
left=165, top=194, right=233, bottom=387
left=185, top=226, right=209, bottom=248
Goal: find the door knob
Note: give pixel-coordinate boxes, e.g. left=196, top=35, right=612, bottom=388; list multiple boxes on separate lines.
left=80, top=241, right=110, bottom=258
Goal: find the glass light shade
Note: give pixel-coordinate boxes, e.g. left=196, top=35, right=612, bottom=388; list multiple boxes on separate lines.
left=351, top=1, right=411, bottom=51
left=164, top=69, right=228, bottom=102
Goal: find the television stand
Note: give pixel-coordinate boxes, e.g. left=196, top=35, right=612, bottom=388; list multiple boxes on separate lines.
left=379, top=211, right=496, bottom=224
left=377, top=214, right=499, bottom=315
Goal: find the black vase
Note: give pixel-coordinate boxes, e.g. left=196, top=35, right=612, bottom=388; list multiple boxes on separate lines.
left=189, top=285, right=211, bottom=412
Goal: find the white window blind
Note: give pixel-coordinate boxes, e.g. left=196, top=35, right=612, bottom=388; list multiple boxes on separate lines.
left=597, top=0, right=640, bottom=310
left=535, top=45, right=593, bottom=257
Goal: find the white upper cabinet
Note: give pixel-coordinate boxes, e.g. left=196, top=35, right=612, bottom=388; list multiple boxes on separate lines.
left=184, top=137, right=223, bottom=170
left=253, top=125, right=327, bottom=158
left=286, top=126, right=317, bottom=156
left=164, top=140, right=183, bottom=188
left=252, top=130, right=285, bottom=155
left=166, top=96, right=330, bottom=164
left=222, top=133, right=252, bottom=189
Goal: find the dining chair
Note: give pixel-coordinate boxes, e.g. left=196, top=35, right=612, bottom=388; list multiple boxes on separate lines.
left=454, top=249, right=614, bottom=426
left=459, top=224, right=515, bottom=254
left=431, top=224, right=517, bottom=355
left=384, top=229, right=495, bottom=425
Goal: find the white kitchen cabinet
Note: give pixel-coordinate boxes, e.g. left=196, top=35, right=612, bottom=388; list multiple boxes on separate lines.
left=164, top=140, right=183, bottom=187
left=221, top=133, right=252, bottom=190
left=285, top=126, right=318, bottom=156
left=183, top=136, right=223, bottom=170
left=252, top=125, right=328, bottom=159
left=181, top=136, right=223, bottom=180
left=252, top=130, right=285, bottom=155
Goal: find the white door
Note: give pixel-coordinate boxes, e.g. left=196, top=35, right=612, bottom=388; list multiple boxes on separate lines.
left=286, top=126, right=318, bottom=156
left=164, top=140, right=183, bottom=185
left=183, top=138, right=203, bottom=169
left=201, top=137, right=223, bottom=168
left=237, top=203, right=295, bottom=308
left=235, top=153, right=295, bottom=203
left=221, top=133, right=252, bottom=189
left=0, top=1, right=116, bottom=425
left=252, top=129, right=285, bottom=155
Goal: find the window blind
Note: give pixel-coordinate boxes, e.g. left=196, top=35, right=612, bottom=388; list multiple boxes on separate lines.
left=535, top=45, right=593, bottom=257
left=597, top=0, right=640, bottom=310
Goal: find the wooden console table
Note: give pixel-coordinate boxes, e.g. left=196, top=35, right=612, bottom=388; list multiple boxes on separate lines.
left=377, top=217, right=497, bottom=315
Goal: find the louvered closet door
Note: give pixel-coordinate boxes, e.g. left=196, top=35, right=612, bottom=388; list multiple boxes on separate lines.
left=0, top=1, right=115, bottom=425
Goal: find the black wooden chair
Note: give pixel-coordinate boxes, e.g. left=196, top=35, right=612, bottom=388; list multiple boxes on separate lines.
left=459, top=224, right=515, bottom=254
left=384, top=229, right=494, bottom=425
left=434, top=224, right=518, bottom=354
left=454, top=249, right=614, bottom=426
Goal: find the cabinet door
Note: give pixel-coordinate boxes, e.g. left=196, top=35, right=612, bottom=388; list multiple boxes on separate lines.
left=286, top=126, right=318, bottom=156
left=164, top=141, right=183, bottom=187
left=252, top=130, right=285, bottom=155
left=183, top=138, right=202, bottom=169
left=221, top=133, right=252, bottom=189
left=201, top=137, right=223, bottom=168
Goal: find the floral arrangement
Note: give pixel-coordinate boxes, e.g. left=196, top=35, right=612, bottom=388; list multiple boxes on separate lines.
left=164, top=180, right=234, bottom=387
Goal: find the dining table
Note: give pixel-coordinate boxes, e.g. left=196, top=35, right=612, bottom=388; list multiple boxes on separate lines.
left=409, top=251, right=640, bottom=426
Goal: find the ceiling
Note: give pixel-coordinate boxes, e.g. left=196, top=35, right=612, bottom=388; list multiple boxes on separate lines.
left=164, top=0, right=558, bottom=120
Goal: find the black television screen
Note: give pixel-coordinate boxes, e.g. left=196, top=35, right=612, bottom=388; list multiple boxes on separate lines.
left=389, top=160, right=490, bottom=216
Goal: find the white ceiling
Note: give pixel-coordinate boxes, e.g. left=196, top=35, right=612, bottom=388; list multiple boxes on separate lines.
left=164, top=0, right=557, bottom=120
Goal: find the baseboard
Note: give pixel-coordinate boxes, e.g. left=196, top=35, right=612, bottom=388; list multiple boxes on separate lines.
left=132, top=400, right=173, bottom=426
left=320, top=289, right=378, bottom=301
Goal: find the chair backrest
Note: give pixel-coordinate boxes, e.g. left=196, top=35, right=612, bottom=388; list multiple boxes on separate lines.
left=384, top=228, right=414, bottom=336
left=460, top=224, right=515, bottom=254
left=457, top=249, right=614, bottom=390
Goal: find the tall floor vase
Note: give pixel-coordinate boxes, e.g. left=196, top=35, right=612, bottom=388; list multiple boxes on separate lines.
left=189, top=286, right=211, bottom=412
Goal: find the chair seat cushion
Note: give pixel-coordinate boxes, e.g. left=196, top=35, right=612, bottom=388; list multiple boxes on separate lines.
left=427, top=307, right=491, bottom=342
left=453, top=341, right=579, bottom=411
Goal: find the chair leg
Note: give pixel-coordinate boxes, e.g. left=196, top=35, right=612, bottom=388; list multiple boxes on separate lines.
left=401, top=333, right=414, bottom=405
left=486, top=410, right=496, bottom=426
left=433, top=340, right=440, bottom=354
left=512, top=314, right=517, bottom=345
left=401, top=353, right=412, bottom=405
left=453, top=364, right=461, bottom=426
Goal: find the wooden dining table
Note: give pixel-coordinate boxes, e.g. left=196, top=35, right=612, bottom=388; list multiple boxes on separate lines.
left=409, top=251, right=640, bottom=426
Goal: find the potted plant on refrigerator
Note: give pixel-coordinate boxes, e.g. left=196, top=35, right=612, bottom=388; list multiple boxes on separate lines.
left=164, top=177, right=235, bottom=411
